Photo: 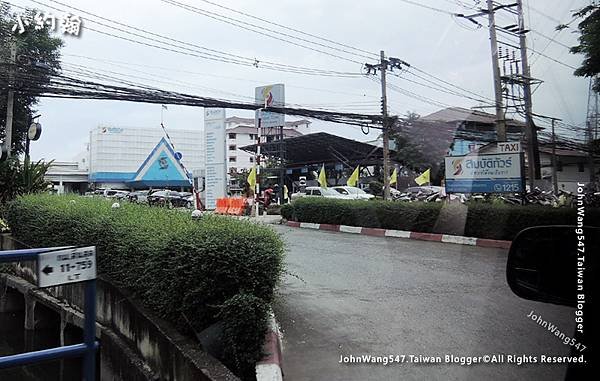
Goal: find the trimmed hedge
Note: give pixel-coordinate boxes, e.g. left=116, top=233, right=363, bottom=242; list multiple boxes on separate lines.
left=282, top=197, right=600, bottom=241
left=5, top=194, right=284, bottom=379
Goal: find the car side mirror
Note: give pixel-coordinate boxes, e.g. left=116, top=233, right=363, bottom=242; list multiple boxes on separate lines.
left=507, top=225, right=597, bottom=307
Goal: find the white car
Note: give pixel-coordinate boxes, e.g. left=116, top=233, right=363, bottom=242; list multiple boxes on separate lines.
left=291, top=186, right=353, bottom=200
left=332, top=186, right=375, bottom=200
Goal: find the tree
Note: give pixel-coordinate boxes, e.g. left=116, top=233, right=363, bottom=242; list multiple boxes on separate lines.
left=1, top=4, right=63, bottom=156
left=0, top=157, right=52, bottom=203
left=568, top=5, right=600, bottom=92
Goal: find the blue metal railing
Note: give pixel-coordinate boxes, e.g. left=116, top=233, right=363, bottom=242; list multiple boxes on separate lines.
left=0, top=247, right=98, bottom=381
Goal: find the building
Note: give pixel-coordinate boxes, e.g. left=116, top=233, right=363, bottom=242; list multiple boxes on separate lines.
left=88, top=126, right=204, bottom=190
left=224, top=116, right=310, bottom=173
left=420, top=107, right=525, bottom=155
left=539, top=148, right=598, bottom=193
left=45, top=160, right=89, bottom=194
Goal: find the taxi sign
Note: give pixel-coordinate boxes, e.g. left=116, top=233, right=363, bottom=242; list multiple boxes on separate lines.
left=37, top=246, right=97, bottom=288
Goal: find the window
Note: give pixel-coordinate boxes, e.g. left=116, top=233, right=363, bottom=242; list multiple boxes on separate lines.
left=249, top=157, right=254, bottom=163
left=556, top=161, right=563, bottom=172
left=578, top=163, right=585, bottom=172
left=249, top=134, right=256, bottom=140
left=228, top=133, right=236, bottom=139
left=229, top=145, right=237, bottom=151
left=229, top=157, right=236, bottom=162
left=312, top=189, right=322, bottom=196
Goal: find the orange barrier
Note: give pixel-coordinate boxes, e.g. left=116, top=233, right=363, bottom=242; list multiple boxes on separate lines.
left=215, top=198, right=229, bottom=214
left=214, top=197, right=249, bottom=215
left=228, top=198, right=247, bottom=216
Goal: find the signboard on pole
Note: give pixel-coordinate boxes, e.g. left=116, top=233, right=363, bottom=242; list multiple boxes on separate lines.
left=445, top=152, right=524, bottom=193
left=497, top=141, right=521, bottom=153
left=37, top=247, right=96, bottom=288
left=255, top=84, right=284, bottom=128
left=204, top=108, right=227, bottom=210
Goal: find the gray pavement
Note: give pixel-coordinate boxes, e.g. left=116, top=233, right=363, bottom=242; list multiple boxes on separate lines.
left=272, top=225, right=574, bottom=381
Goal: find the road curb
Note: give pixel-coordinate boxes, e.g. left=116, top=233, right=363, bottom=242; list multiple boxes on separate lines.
left=284, top=221, right=511, bottom=249
left=256, top=311, right=283, bottom=381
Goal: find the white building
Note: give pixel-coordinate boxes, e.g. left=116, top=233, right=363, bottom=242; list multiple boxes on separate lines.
left=88, top=126, right=204, bottom=189
left=224, top=116, right=311, bottom=173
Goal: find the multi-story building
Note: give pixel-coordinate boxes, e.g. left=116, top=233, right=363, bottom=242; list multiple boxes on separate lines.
left=88, top=126, right=204, bottom=190
left=224, top=116, right=311, bottom=173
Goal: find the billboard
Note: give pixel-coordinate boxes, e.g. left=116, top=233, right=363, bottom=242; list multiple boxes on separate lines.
left=255, top=84, right=285, bottom=128
left=445, top=152, right=524, bottom=193
left=204, top=108, right=227, bottom=209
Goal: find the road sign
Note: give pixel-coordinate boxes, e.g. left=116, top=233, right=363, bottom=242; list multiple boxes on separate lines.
left=445, top=152, right=524, bottom=193
left=37, top=247, right=97, bottom=288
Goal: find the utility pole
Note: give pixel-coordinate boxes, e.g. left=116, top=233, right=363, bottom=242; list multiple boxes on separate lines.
left=516, top=0, right=540, bottom=190
left=551, top=118, right=558, bottom=194
left=2, top=39, right=17, bottom=158
left=586, top=77, right=598, bottom=185
left=485, top=0, right=507, bottom=142
left=380, top=50, right=391, bottom=201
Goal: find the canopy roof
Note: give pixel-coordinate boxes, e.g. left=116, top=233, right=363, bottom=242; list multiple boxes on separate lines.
left=241, top=132, right=388, bottom=167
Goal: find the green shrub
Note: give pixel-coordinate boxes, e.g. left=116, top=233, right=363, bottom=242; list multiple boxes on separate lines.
left=280, top=203, right=294, bottom=220
left=283, top=198, right=600, bottom=241
left=5, top=194, right=285, bottom=379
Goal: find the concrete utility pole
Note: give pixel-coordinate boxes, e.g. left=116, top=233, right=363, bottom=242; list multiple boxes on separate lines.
left=551, top=118, right=558, bottom=194
left=516, top=0, right=541, bottom=190
left=380, top=50, right=391, bottom=201
left=2, top=40, right=17, bottom=158
left=586, top=77, right=598, bottom=185
left=485, top=0, right=507, bottom=142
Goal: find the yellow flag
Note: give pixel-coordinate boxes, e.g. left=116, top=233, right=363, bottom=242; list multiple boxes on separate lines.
left=247, top=166, right=256, bottom=189
left=347, top=166, right=360, bottom=187
left=415, top=168, right=431, bottom=186
left=390, top=168, right=398, bottom=185
left=318, top=164, right=328, bottom=188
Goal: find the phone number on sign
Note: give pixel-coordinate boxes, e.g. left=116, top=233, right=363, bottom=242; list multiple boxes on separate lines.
left=338, top=354, right=586, bottom=366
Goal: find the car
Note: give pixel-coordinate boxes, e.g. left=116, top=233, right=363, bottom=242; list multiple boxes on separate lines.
left=103, top=189, right=129, bottom=199
left=507, top=226, right=597, bottom=379
left=291, top=186, right=353, bottom=201
left=127, top=190, right=150, bottom=203
left=332, top=186, right=375, bottom=200
left=147, top=190, right=192, bottom=208
left=402, top=186, right=444, bottom=195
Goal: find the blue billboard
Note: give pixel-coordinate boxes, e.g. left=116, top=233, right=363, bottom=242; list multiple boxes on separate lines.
left=444, top=152, right=524, bottom=194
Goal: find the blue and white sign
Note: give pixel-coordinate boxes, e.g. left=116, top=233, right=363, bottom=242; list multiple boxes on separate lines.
left=255, top=84, right=285, bottom=128
left=445, top=152, right=524, bottom=193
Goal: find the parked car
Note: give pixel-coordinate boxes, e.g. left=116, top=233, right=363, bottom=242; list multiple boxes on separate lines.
left=103, top=189, right=129, bottom=199
left=332, top=186, right=375, bottom=200
left=147, top=190, right=192, bottom=208
left=291, top=186, right=353, bottom=201
left=127, top=190, right=150, bottom=203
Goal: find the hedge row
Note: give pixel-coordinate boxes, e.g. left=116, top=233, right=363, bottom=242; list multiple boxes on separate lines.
left=5, top=194, right=285, bottom=379
left=281, top=197, right=600, bottom=241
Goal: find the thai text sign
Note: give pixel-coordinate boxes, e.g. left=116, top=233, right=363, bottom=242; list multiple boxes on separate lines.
left=445, top=152, right=524, bottom=193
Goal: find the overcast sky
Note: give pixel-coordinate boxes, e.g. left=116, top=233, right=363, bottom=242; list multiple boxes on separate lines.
left=6, top=0, right=589, bottom=161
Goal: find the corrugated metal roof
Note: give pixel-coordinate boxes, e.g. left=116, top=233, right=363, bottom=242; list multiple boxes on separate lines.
left=421, top=107, right=526, bottom=127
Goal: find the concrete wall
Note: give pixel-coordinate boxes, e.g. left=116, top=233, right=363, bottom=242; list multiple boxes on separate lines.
left=0, top=234, right=238, bottom=381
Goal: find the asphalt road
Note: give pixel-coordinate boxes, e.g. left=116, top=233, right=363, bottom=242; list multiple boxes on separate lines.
left=272, top=225, right=575, bottom=381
